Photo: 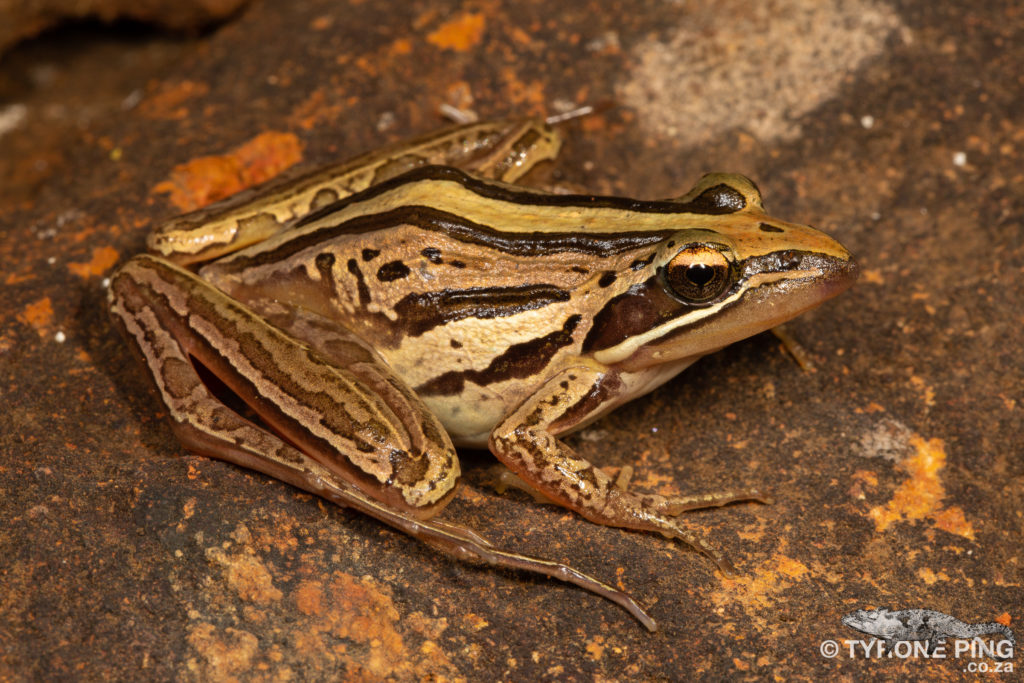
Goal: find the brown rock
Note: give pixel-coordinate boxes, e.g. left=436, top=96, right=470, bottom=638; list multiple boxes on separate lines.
left=0, top=0, right=249, bottom=56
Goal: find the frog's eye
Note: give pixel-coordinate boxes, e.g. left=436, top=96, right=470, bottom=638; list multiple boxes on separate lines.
left=662, top=245, right=734, bottom=303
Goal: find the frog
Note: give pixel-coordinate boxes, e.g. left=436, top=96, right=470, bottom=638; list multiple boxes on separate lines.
left=108, top=116, right=858, bottom=629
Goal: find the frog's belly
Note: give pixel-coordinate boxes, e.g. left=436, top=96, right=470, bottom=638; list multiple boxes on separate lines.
left=421, top=388, right=508, bottom=448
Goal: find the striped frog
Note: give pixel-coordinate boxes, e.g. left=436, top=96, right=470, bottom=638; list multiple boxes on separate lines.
left=109, top=117, right=857, bottom=629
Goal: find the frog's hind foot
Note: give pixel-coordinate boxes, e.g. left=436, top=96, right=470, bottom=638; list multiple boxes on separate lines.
left=654, top=489, right=773, bottom=516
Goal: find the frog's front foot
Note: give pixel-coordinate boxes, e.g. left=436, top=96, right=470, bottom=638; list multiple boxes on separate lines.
left=594, top=484, right=743, bottom=576
left=611, top=463, right=772, bottom=514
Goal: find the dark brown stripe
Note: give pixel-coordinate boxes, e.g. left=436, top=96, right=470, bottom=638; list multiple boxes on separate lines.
left=296, top=165, right=747, bottom=228
left=228, top=205, right=673, bottom=271
left=416, top=315, right=582, bottom=396
left=759, top=223, right=784, bottom=233
left=393, top=284, right=570, bottom=337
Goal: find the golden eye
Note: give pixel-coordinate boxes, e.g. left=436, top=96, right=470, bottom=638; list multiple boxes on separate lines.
left=662, top=245, right=733, bottom=303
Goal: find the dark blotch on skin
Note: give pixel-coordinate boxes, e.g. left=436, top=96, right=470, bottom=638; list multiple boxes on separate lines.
left=394, top=284, right=570, bottom=337
left=347, top=259, right=372, bottom=305
left=416, top=315, right=582, bottom=396
left=629, top=253, right=656, bottom=271
left=315, top=252, right=335, bottom=271
left=362, top=248, right=381, bottom=261
left=598, top=272, right=617, bottom=288
left=687, top=184, right=746, bottom=214
left=377, top=260, right=411, bottom=282
left=581, top=277, right=680, bottom=352
left=759, top=223, right=784, bottom=233
left=449, top=260, right=467, bottom=269
left=421, top=247, right=443, bottom=263
left=450, top=339, right=462, bottom=349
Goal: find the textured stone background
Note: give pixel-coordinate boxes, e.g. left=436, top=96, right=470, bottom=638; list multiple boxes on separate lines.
left=1, top=0, right=1020, bottom=679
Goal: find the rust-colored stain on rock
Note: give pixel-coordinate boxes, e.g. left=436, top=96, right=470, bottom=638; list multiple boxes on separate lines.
left=15, top=296, right=54, bottom=337
left=426, top=12, right=486, bottom=51
left=67, top=245, right=120, bottom=278
left=153, top=131, right=304, bottom=211
left=868, top=435, right=976, bottom=540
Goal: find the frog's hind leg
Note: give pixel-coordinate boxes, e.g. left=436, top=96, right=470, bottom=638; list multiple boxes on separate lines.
left=110, top=254, right=460, bottom=515
left=108, top=255, right=655, bottom=630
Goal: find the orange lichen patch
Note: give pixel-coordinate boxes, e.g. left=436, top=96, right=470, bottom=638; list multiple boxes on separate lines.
left=868, top=435, right=975, bottom=540
left=186, top=623, right=260, bottom=680
left=861, top=268, right=885, bottom=284
left=931, top=505, right=975, bottom=539
left=290, top=572, right=458, bottom=679
left=585, top=636, right=605, bottom=661
left=16, top=297, right=54, bottom=337
left=153, top=131, right=304, bottom=212
left=996, top=613, right=1012, bottom=627
left=289, top=88, right=346, bottom=132
left=5, top=271, right=33, bottom=285
left=463, top=612, right=489, bottom=631
left=917, top=567, right=950, bottom=584
left=852, top=470, right=879, bottom=487
left=427, top=12, right=485, bottom=51
left=712, top=545, right=810, bottom=614
left=67, top=245, right=119, bottom=278
left=389, top=37, right=413, bottom=56
left=500, top=66, right=547, bottom=109
left=295, top=580, right=325, bottom=617
left=138, top=80, right=210, bottom=120
left=205, top=546, right=284, bottom=605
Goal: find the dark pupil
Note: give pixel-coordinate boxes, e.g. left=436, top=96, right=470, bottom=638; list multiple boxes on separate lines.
left=665, top=259, right=729, bottom=303
left=686, top=263, right=715, bottom=287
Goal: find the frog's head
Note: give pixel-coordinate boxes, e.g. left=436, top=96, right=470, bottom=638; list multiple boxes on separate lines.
left=586, top=173, right=858, bottom=371
left=842, top=608, right=887, bottom=632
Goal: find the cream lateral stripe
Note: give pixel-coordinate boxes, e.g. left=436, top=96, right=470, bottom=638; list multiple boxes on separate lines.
left=303, top=178, right=706, bottom=234
left=215, top=180, right=706, bottom=266
left=593, top=269, right=822, bottom=365
left=129, top=257, right=456, bottom=507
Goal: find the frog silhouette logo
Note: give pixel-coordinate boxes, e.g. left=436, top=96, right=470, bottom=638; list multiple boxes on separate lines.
left=842, top=607, right=1015, bottom=659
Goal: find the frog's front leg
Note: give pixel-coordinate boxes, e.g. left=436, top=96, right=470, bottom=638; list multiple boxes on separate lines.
left=489, top=363, right=765, bottom=575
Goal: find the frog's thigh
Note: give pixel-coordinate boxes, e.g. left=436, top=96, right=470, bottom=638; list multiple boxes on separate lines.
left=488, top=364, right=738, bottom=574
left=109, top=255, right=459, bottom=518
